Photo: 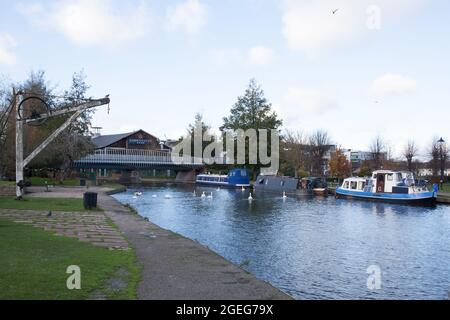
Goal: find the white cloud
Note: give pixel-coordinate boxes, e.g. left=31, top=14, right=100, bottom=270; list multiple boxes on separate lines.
left=210, top=49, right=242, bottom=66
left=211, top=46, right=274, bottom=67
left=16, top=2, right=43, bottom=16
left=0, top=33, right=18, bottom=66
left=247, top=46, right=273, bottom=66
left=284, top=87, right=339, bottom=114
left=18, top=0, right=152, bottom=47
left=277, top=87, right=339, bottom=126
left=282, top=0, right=426, bottom=55
left=371, top=73, right=417, bottom=97
left=166, top=0, right=208, bottom=34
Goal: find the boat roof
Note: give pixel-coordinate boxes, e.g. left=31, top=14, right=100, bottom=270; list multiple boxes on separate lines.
left=373, top=170, right=403, bottom=174
left=343, top=177, right=368, bottom=181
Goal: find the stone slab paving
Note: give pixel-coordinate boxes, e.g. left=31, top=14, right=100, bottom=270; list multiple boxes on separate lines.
left=0, top=209, right=129, bottom=250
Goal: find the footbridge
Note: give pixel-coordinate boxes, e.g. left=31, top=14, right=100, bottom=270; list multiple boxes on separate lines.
left=72, top=148, right=207, bottom=183
left=72, top=148, right=205, bottom=171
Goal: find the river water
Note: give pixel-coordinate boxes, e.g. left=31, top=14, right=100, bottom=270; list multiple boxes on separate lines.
left=113, top=183, right=450, bottom=300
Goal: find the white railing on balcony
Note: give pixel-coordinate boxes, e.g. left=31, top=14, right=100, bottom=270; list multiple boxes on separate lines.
left=75, top=148, right=205, bottom=166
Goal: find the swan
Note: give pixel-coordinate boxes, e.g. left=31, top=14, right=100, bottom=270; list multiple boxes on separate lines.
left=248, top=193, right=253, bottom=201
left=193, top=190, right=197, bottom=196
left=134, top=192, right=142, bottom=197
left=201, top=192, right=206, bottom=198
left=207, top=192, right=213, bottom=199
left=165, top=194, right=172, bottom=199
left=241, top=186, right=245, bottom=192
left=283, top=192, right=287, bottom=199
left=152, top=194, right=157, bottom=198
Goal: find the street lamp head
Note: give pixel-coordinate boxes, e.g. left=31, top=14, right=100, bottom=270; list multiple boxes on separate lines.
left=438, top=137, right=445, bottom=144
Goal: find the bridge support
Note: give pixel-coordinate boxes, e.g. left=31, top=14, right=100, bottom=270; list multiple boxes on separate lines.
left=175, top=170, right=199, bottom=183
left=118, top=170, right=141, bottom=185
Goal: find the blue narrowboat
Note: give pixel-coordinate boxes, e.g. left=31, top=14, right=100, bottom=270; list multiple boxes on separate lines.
left=196, top=168, right=251, bottom=188
left=336, top=170, right=437, bottom=206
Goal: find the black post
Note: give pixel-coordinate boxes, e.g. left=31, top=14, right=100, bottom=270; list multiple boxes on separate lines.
left=438, top=138, right=446, bottom=191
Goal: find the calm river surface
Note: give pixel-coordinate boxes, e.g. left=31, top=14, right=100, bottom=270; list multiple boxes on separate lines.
left=113, top=183, right=450, bottom=300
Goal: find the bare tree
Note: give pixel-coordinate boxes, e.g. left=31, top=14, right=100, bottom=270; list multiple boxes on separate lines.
left=403, top=140, right=418, bottom=172
left=370, top=135, right=386, bottom=170
left=429, top=137, right=449, bottom=181
left=281, top=130, right=308, bottom=177
left=309, top=130, right=331, bottom=177
left=429, top=137, right=440, bottom=177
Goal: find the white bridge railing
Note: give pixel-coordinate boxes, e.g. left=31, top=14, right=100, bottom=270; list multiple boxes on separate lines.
left=75, top=147, right=205, bottom=166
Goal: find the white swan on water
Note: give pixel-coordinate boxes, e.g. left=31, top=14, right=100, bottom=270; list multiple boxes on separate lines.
left=248, top=193, right=254, bottom=201
left=134, top=192, right=143, bottom=197
left=201, top=192, right=206, bottom=198
left=241, top=186, right=245, bottom=192
left=165, top=194, right=172, bottom=199
left=152, top=194, right=157, bottom=198
left=283, top=192, right=287, bottom=199
left=207, top=192, right=213, bottom=199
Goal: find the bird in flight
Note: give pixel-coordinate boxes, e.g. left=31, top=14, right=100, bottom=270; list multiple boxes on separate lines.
left=332, top=8, right=339, bottom=14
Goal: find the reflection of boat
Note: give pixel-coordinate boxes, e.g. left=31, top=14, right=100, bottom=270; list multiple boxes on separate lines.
left=196, top=169, right=251, bottom=188
left=336, top=170, right=437, bottom=206
left=254, top=175, right=328, bottom=196
left=313, top=188, right=327, bottom=196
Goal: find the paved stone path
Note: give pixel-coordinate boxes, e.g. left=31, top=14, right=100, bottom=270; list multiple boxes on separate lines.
left=0, top=209, right=129, bottom=250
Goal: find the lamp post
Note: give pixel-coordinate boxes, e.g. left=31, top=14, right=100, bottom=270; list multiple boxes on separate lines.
left=438, top=137, right=445, bottom=190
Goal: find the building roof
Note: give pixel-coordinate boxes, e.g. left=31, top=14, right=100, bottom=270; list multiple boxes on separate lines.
left=91, top=129, right=172, bottom=150
left=91, top=131, right=137, bottom=149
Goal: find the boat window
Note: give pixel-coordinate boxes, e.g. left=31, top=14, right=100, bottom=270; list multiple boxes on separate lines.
left=344, top=181, right=349, bottom=189
left=397, top=173, right=403, bottom=181
left=387, top=174, right=393, bottom=181
left=351, top=181, right=358, bottom=190
left=359, top=182, right=366, bottom=190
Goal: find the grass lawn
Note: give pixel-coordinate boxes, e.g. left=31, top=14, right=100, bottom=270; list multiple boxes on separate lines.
left=27, top=177, right=80, bottom=186
left=0, top=180, right=14, bottom=186
left=0, top=217, right=140, bottom=299
left=0, top=197, right=101, bottom=212
left=439, top=183, right=450, bottom=193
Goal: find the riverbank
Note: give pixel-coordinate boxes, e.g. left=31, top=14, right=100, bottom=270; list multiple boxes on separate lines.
left=8, top=185, right=291, bottom=300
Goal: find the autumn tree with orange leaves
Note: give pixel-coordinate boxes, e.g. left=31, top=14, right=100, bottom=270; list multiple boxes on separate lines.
left=329, top=149, right=351, bottom=182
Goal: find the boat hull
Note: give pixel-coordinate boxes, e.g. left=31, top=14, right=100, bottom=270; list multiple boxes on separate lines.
left=196, top=181, right=250, bottom=188
left=336, top=188, right=437, bottom=206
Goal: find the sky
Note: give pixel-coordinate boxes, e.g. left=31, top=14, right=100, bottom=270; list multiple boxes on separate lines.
left=0, top=0, right=449, bottom=159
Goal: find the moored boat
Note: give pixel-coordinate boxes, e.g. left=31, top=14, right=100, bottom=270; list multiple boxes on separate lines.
left=196, top=168, right=251, bottom=188
left=254, top=175, right=328, bottom=196
left=336, top=170, right=437, bottom=206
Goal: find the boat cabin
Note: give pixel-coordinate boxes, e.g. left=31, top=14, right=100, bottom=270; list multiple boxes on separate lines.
left=340, top=170, right=429, bottom=194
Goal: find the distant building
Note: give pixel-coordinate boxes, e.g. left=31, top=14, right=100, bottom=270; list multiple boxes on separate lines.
left=86, top=129, right=173, bottom=179
left=418, top=168, right=450, bottom=177
left=92, top=129, right=170, bottom=151
left=343, top=149, right=387, bottom=166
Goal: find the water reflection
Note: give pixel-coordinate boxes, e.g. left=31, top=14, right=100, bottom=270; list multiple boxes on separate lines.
left=114, top=183, right=450, bottom=300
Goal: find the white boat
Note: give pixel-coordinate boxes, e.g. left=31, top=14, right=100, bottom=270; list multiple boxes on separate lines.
left=336, top=170, right=437, bottom=206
